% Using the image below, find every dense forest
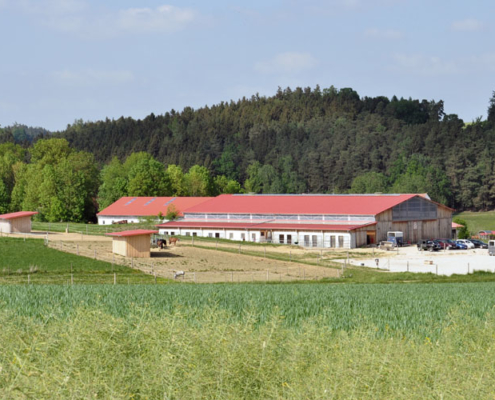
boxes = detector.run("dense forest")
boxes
[1,86,495,222]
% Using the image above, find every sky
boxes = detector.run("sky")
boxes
[0,0,494,131]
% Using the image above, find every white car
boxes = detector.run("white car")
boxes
[456,239,475,249]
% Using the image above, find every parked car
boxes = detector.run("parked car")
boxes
[456,239,475,249]
[469,239,488,249]
[445,239,459,249]
[417,240,441,252]
[455,241,468,250]
[489,240,495,256]
[434,239,455,250]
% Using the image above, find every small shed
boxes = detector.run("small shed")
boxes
[106,229,158,258]
[0,211,38,234]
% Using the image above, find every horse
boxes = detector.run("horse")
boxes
[157,239,166,249]
[174,270,185,279]
[169,237,179,246]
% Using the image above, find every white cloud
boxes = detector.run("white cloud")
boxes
[392,54,459,76]
[12,2,199,37]
[115,5,197,34]
[364,28,403,39]
[52,69,134,86]
[255,52,318,75]
[451,18,484,32]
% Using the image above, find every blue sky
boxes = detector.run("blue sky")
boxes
[0,0,494,131]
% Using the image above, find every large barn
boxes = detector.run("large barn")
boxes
[97,197,213,225]
[157,194,453,249]
[0,211,38,234]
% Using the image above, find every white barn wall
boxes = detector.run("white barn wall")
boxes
[157,227,354,248]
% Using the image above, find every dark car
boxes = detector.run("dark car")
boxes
[417,240,441,252]
[445,239,458,249]
[469,239,488,249]
[434,239,455,250]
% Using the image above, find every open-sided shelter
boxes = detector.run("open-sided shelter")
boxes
[106,229,157,258]
[0,211,38,234]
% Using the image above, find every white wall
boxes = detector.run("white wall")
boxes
[157,227,354,248]
[98,216,166,225]
[0,220,11,233]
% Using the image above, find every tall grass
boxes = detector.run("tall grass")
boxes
[1,304,495,399]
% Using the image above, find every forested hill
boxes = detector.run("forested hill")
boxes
[53,86,495,211]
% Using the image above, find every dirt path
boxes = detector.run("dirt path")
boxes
[19,231,341,282]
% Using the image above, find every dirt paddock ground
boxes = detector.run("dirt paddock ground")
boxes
[5,231,341,283]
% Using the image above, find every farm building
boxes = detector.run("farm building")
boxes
[157,194,453,249]
[106,229,158,258]
[97,197,212,225]
[0,211,38,234]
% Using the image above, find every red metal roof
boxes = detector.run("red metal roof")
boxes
[183,194,421,216]
[157,221,376,232]
[97,197,213,217]
[0,211,38,220]
[106,229,158,238]
[452,222,464,229]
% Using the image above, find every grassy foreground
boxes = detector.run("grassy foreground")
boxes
[1,284,495,398]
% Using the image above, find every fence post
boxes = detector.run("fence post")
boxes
[468,263,470,274]
[192,236,194,246]
[86,225,88,235]
[28,274,30,285]
[239,244,241,254]
[290,250,291,262]
[114,273,116,285]
[132,258,134,269]
[436,264,438,275]
[216,240,218,250]
[71,273,73,285]
[71,262,73,273]
[231,271,234,282]
[266,270,269,281]
[154,273,157,284]
[193,272,196,283]
[94,249,96,260]
[407,261,409,272]
[303,268,306,280]
[60,241,62,250]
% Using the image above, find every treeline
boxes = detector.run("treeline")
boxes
[0,139,241,222]
[1,86,495,220]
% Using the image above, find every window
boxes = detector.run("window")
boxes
[330,236,336,248]
[241,233,246,241]
[251,233,256,242]
[312,235,318,247]
[338,236,344,248]
[208,233,213,238]
[164,231,169,235]
[193,232,197,237]
[185,232,190,236]
[229,233,234,239]
[171,232,175,235]
[287,234,292,244]
[304,235,310,247]
[102,221,105,225]
[215,233,220,238]
[279,234,285,244]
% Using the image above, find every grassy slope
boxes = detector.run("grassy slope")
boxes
[0,238,165,284]
[455,210,495,235]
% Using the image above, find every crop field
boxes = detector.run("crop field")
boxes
[1,283,495,398]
